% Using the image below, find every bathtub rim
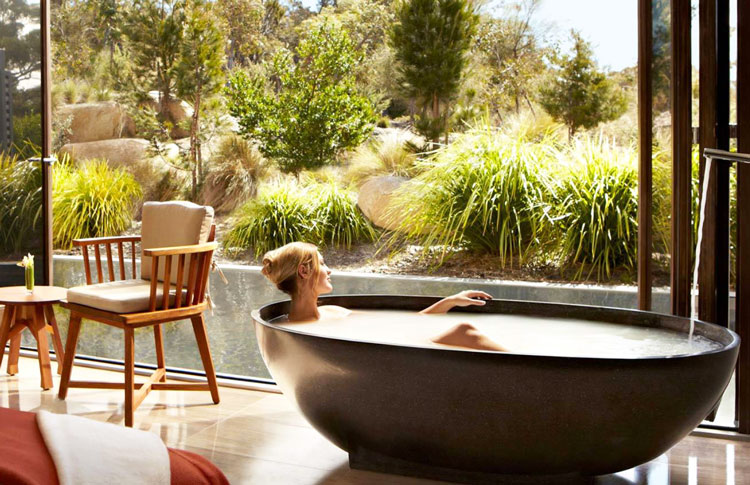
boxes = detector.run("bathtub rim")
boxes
[251,294,740,362]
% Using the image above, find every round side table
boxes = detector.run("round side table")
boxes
[0,286,67,390]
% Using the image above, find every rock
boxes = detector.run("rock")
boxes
[143,91,193,139]
[357,175,409,231]
[57,102,136,143]
[59,138,151,167]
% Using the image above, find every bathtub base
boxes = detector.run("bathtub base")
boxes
[349,448,594,485]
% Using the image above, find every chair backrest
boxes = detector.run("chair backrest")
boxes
[141,201,214,285]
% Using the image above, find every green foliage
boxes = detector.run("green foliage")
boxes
[224,180,375,257]
[554,137,638,279]
[390,0,478,141]
[1,0,41,88]
[202,135,268,214]
[226,21,375,174]
[52,160,143,249]
[12,113,42,152]
[386,128,555,265]
[224,182,311,257]
[122,0,185,121]
[308,180,377,247]
[473,1,547,116]
[0,152,42,255]
[539,31,628,139]
[175,0,228,198]
[345,131,421,185]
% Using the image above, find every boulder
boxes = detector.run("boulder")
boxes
[357,175,409,231]
[59,138,150,167]
[143,91,193,139]
[57,102,136,143]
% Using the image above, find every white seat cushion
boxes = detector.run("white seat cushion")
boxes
[66,279,181,314]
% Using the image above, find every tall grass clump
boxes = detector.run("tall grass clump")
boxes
[555,137,638,279]
[308,181,377,248]
[53,160,143,249]
[345,131,422,186]
[202,135,268,214]
[224,180,376,258]
[385,128,556,265]
[223,182,312,258]
[0,152,42,254]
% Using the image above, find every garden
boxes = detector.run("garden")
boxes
[3,0,729,286]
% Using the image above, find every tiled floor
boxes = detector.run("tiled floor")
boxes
[1,355,748,484]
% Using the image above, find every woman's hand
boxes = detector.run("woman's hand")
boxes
[420,290,493,314]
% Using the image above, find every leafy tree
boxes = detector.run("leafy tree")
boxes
[122,0,184,122]
[175,0,227,199]
[474,0,547,117]
[539,31,628,140]
[0,0,40,88]
[390,0,478,142]
[226,22,375,175]
[51,1,127,83]
[217,0,285,67]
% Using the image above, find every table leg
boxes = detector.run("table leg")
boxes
[0,305,15,372]
[32,306,53,390]
[43,305,65,375]
[7,333,21,375]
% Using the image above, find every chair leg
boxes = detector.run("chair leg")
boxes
[58,314,82,400]
[191,315,220,404]
[153,324,167,382]
[124,326,135,427]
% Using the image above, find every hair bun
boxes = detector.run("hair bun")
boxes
[261,257,275,281]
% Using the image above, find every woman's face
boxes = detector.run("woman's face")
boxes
[315,254,333,294]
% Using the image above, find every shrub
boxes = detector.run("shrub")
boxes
[224,180,376,257]
[53,160,143,249]
[0,152,42,255]
[224,182,315,257]
[308,181,377,248]
[345,131,421,186]
[385,128,556,265]
[555,137,638,279]
[376,116,390,128]
[226,22,375,175]
[202,135,267,214]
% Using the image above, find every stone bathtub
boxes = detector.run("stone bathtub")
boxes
[252,295,739,482]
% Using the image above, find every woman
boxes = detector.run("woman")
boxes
[261,242,507,351]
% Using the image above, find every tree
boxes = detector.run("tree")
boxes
[175,0,227,199]
[0,0,40,88]
[474,0,547,117]
[390,0,478,142]
[217,0,285,67]
[226,22,375,175]
[539,31,627,140]
[122,0,184,122]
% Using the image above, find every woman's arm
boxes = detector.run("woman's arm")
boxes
[419,290,493,314]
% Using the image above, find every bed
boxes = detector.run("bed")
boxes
[0,406,229,485]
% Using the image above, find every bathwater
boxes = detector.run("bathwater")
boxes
[277,309,722,358]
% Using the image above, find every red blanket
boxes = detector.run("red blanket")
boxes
[0,406,228,485]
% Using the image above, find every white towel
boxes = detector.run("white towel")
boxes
[36,410,171,485]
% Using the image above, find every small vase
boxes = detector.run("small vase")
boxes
[25,265,34,294]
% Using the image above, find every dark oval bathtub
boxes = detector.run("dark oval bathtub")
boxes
[252,295,739,481]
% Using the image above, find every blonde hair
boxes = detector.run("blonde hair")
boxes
[261,242,320,295]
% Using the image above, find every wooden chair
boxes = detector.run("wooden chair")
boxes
[58,201,220,427]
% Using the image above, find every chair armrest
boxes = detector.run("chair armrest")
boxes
[73,236,141,246]
[142,242,218,257]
